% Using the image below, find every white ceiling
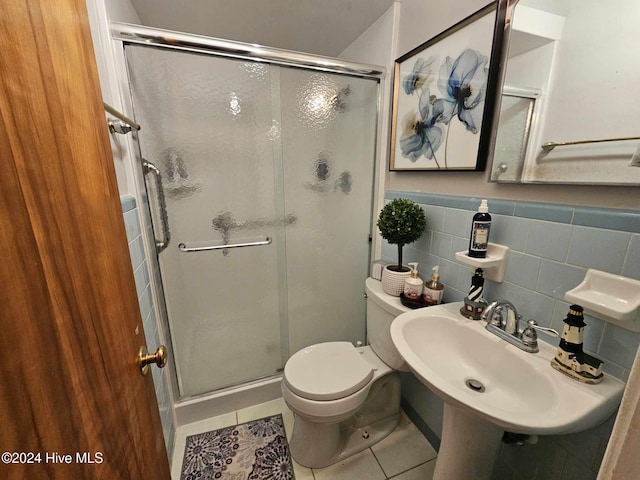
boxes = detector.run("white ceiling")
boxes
[128,0,397,57]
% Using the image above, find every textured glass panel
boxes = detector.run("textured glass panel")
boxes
[126,46,283,397]
[280,69,378,353]
[491,95,535,182]
[126,45,380,399]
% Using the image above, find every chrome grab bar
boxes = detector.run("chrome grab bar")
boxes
[178,237,272,253]
[104,102,141,133]
[142,159,171,253]
[541,135,640,152]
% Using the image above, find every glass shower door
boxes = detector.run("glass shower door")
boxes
[278,69,378,353]
[126,45,286,397]
[125,39,380,400]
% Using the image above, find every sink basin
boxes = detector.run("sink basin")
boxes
[391,302,624,435]
[391,302,626,479]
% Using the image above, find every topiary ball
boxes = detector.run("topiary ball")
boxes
[377,198,426,246]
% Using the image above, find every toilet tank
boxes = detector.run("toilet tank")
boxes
[365,278,410,371]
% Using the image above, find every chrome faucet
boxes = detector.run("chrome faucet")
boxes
[481,300,559,353]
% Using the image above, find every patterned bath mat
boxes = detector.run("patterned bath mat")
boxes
[180,413,295,480]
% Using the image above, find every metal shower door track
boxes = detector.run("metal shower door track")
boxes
[111,22,386,79]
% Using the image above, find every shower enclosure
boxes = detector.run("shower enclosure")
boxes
[116,25,383,398]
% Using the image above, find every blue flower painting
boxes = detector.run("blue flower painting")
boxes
[403,57,438,96]
[397,48,488,168]
[399,88,445,165]
[437,49,488,134]
[390,3,500,171]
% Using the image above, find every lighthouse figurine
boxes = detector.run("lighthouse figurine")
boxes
[551,305,604,384]
[460,268,486,320]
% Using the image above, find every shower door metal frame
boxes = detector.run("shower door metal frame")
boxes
[113,22,386,400]
[112,22,385,79]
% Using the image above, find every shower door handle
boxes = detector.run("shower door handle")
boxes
[178,237,272,252]
[143,159,171,253]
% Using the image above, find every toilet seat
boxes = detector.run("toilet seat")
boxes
[284,342,374,401]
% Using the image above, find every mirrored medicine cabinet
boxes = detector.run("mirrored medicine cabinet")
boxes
[489,0,640,185]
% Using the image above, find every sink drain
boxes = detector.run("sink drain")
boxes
[465,379,485,392]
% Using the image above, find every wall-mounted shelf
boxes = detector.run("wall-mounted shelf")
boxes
[565,269,640,332]
[455,243,510,283]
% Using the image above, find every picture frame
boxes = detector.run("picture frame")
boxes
[389,1,507,171]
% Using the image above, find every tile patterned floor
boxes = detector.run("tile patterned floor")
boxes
[171,398,438,480]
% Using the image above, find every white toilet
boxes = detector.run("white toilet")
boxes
[281,277,411,468]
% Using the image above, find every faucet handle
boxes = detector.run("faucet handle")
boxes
[526,319,559,337]
[521,320,560,350]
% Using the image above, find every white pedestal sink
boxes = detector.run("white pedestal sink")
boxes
[390,303,626,480]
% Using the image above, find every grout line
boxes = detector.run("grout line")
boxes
[620,234,633,276]
[564,223,576,264]
[369,446,388,478]
[387,459,435,479]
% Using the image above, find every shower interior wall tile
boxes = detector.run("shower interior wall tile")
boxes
[123,208,142,241]
[133,263,150,299]
[139,287,154,328]
[382,190,640,480]
[128,235,146,271]
[121,196,175,458]
[144,308,159,349]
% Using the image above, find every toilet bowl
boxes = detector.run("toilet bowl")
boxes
[281,278,411,468]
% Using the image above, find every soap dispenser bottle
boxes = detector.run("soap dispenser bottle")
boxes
[423,266,444,306]
[403,262,423,300]
[468,199,492,258]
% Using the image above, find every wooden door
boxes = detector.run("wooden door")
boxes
[0,1,171,479]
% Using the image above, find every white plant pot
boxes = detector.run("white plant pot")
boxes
[381,265,411,296]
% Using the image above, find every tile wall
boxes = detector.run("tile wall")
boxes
[381,190,640,480]
[121,195,175,455]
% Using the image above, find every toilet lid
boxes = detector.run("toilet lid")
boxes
[284,342,374,401]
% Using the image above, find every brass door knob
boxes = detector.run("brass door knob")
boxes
[138,345,167,376]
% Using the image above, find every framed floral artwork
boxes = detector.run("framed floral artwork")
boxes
[389,1,508,171]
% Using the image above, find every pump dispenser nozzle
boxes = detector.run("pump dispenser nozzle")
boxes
[409,262,419,278]
[431,265,440,281]
[403,262,422,300]
[424,265,444,306]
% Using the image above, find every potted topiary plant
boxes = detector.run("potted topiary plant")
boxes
[377,198,427,296]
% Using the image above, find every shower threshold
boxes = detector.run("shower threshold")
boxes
[174,374,283,427]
